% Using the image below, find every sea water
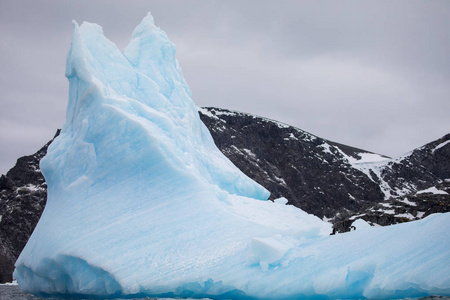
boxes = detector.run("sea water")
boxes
[1,285,449,300]
[0,284,212,300]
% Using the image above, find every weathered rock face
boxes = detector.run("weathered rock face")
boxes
[0,108,449,283]
[0,130,59,283]
[380,134,450,195]
[333,180,450,232]
[198,108,450,228]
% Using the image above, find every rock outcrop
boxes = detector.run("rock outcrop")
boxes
[0,130,59,282]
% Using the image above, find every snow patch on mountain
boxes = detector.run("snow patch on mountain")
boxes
[398,198,417,206]
[417,186,449,195]
[432,140,450,154]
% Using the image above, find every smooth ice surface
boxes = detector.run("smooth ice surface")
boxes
[14,13,450,299]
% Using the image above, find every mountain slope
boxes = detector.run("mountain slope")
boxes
[380,134,450,195]
[199,107,450,222]
[198,107,387,219]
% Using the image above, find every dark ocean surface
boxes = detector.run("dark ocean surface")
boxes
[1,284,449,300]
[0,284,194,300]
[0,284,216,300]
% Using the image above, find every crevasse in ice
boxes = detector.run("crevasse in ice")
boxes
[13,13,450,299]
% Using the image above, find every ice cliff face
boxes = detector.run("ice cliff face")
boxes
[11,14,450,299]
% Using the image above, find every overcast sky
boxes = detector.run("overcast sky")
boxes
[1,0,450,175]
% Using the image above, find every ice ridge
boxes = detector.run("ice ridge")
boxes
[13,13,450,299]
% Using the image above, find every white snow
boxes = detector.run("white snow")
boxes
[16,184,45,193]
[242,148,257,160]
[288,133,297,140]
[351,219,372,231]
[395,213,415,220]
[417,211,426,218]
[259,117,290,129]
[417,186,449,195]
[333,147,396,199]
[398,198,417,206]
[13,13,450,300]
[322,216,332,223]
[334,148,425,201]
[320,143,334,155]
[273,175,287,186]
[432,140,450,154]
[377,209,395,214]
[284,133,299,141]
[197,107,221,121]
[346,152,389,165]
[349,213,366,220]
[0,280,18,286]
[273,197,288,205]
[207,109,238,118]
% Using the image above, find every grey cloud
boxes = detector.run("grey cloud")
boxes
[1,0,450,174]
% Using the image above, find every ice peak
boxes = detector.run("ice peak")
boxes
[130,12,156,37]
[65,19,124,83]
[65,20,90,81]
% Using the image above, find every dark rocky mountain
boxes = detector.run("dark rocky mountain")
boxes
[0,108,449,283]
[0,130,59,283]
[199,107,387,218]
[199,107,449,224]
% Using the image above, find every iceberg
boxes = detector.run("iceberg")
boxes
[13,13,450,299]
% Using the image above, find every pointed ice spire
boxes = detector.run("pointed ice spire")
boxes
[51,12,268,201]
[130,11,156,36]
[65,20,92,82]
[63,19,145,131]
[123,12,189,100]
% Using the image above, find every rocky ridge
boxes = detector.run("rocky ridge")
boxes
[0,108,449,283]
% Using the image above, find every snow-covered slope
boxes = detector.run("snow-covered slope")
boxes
[9,14,450,299]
